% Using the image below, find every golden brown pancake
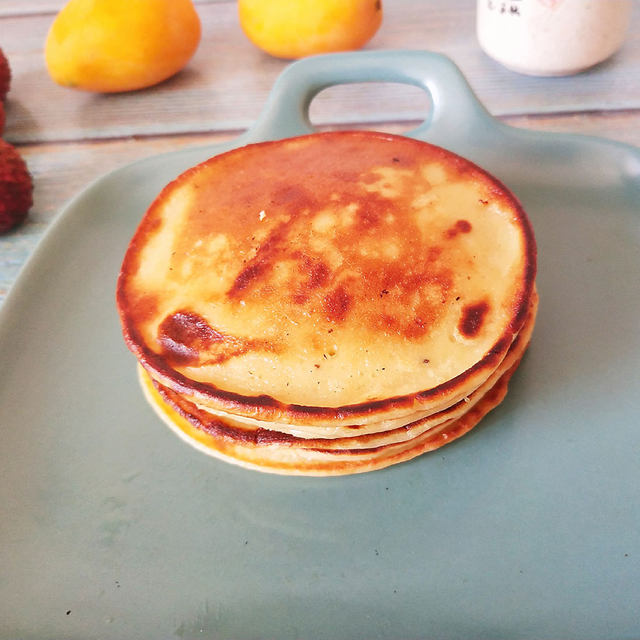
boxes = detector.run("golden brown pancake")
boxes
[117,131,537,434]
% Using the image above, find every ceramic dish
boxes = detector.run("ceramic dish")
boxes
[1,51,639,640]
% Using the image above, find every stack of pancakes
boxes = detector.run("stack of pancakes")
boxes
[117,131,537,476]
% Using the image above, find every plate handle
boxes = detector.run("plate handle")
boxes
[247,50,494,146]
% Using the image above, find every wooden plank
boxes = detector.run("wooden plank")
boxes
[502,109,640,148]
[2,0,639,145]
[0,0,227,18]
[0,0,65,16]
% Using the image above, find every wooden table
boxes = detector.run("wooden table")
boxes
[1,0,639,306]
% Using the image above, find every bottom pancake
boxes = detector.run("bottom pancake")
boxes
[139,359,522,476]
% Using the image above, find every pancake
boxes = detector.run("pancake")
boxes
[117,131,537,433]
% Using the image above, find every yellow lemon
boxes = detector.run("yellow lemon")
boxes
[45,0,201,93]
[238,0,382,59]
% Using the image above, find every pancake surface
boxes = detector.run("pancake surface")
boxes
[117,131,537,473]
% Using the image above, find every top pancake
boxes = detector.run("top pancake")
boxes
[117,131,536,423]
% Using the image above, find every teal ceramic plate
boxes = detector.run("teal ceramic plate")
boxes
[1,51,639,640]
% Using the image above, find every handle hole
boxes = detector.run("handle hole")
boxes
[308,82,433,134]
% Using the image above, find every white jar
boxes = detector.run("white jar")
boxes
[476,0,633,76]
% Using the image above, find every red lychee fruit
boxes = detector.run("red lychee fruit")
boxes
[0,48,10,101]
[0,101,4,134]
[0,140,33,233]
